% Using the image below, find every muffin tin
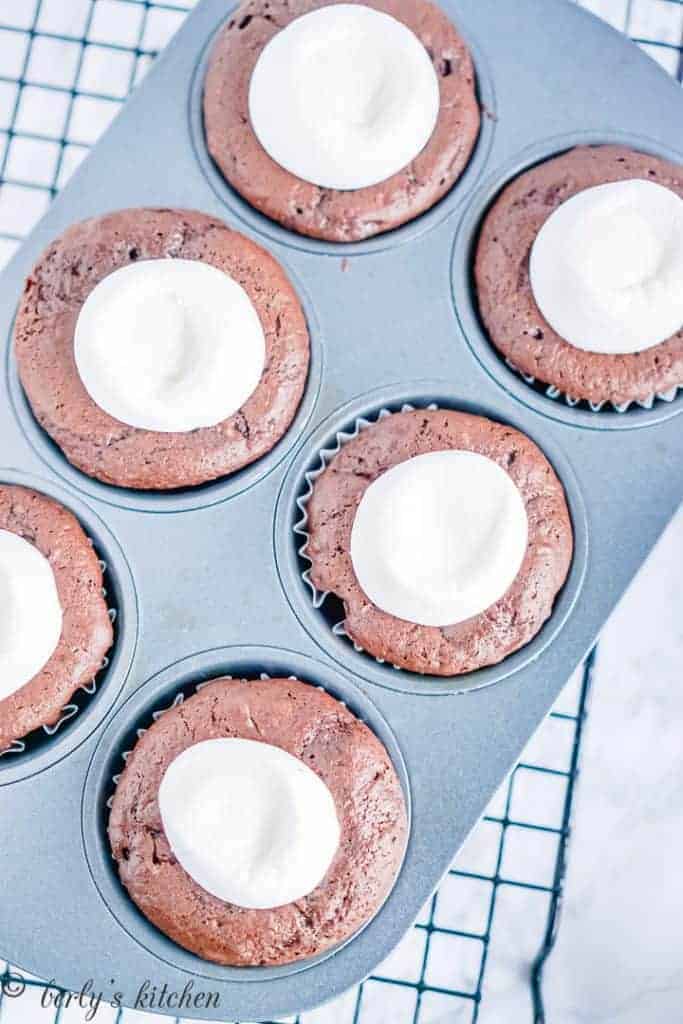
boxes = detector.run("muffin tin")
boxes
[0,0,681,1019]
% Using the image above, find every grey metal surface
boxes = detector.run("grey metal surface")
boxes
[0,0,681,1020]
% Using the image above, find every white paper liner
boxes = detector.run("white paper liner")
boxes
[106,673,343,811]
[0,550,117,758]
[294,401,440,672]
[504,358,681,413]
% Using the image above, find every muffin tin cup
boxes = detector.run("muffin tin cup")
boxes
[274,381,589,697]
[0,469,138,785]
[6,259,324,514]
[451,129,683,430]
[188,6,497,258]
[82,645,410,984]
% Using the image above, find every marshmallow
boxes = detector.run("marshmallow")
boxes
[158,737,340,909]
[248,4,440,190]
[0,529,62,701]
[74,259,266,432]
[350,450,528,627]
[530,179,683,355]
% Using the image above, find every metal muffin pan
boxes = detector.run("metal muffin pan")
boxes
[0,0,681,1019]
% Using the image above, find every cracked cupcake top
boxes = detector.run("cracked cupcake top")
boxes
[14,208,309,489]
[305,409,573,676]
[203,0,480,242]
[108,675,407,966]
[475,145,683,407]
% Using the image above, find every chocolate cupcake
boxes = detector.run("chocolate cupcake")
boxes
[108,676,407,966]
[14,208,310,490]
[204,0,480,242]
[0,484,113,751]
[475,145,683,409]
[303,408,573,676]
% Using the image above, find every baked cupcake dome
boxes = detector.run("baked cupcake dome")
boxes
[0,484,113,750]
[203,0,480,242]
[305,409,573,676]
[14,208,310,490]
[475,145,683,408]
[108,676,407,966]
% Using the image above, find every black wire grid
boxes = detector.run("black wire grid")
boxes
[0,2,680,1022]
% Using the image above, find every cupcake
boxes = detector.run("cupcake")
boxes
[0,484,113,751]
[304,409,573,675]
[108,676,407,966]
[14,208,309,489]
[204,0,480,242]
[475,145,683,409]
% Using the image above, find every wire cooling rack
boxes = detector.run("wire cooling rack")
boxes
[0,2,680,1022]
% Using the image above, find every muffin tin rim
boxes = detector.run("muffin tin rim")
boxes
[0,468,139,786]
[273,379,589,697]
[81,643,411,983]
[451,128,683,432]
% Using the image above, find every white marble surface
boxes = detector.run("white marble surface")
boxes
[543,507,683,1023]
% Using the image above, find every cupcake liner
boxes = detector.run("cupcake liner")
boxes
[107,690,186,808]
[106,673,341,810]
[0,552,117,758]
[504,357,681,413]
[294,402,440,672]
